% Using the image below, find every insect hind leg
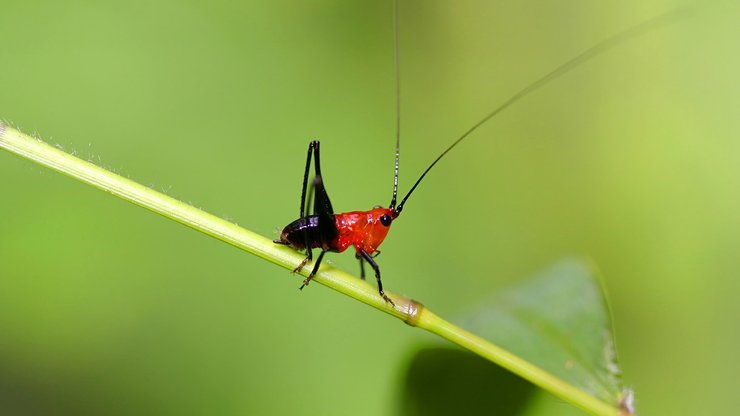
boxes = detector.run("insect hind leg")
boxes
[298,141,318,219]
[299,250,326,290]
[293,247,313,274]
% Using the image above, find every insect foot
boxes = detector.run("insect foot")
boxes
[381,292,396,307]
[299,276,313,290]
[293,256,311,274]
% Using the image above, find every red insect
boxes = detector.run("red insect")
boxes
[274,141,401,304]
[275,2,657,306]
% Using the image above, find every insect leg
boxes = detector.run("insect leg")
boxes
[297,142,319,256]
[310,160,339,253]
[310,142,334,217]
[300,249,326,290]
[307,141,337,250]
[294,170,314,274]
[295,140,330,274]
[299,141,317,219]
[356,253,366,280]
[293,247,312,274]
[358,249,394,306]
[292,141,338,283]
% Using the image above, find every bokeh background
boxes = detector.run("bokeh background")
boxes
[1,0,738,414]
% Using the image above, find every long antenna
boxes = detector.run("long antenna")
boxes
[389,0,401,210]
[393,10,683,215]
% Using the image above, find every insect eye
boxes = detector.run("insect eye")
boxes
[380,214,392,227]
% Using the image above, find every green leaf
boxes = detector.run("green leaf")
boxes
[462,260,625,404]
[403,259,631,415]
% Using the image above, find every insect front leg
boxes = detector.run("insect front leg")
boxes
[356,253,366,280]
[358,249,395,306]
[356,250,381,280]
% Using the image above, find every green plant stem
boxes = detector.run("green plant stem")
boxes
[0,124,622,416]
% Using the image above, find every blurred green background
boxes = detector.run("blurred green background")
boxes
[1,0,738,414]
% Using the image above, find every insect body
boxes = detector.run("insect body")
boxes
[275,2,670,306]
[275,140,398,304]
